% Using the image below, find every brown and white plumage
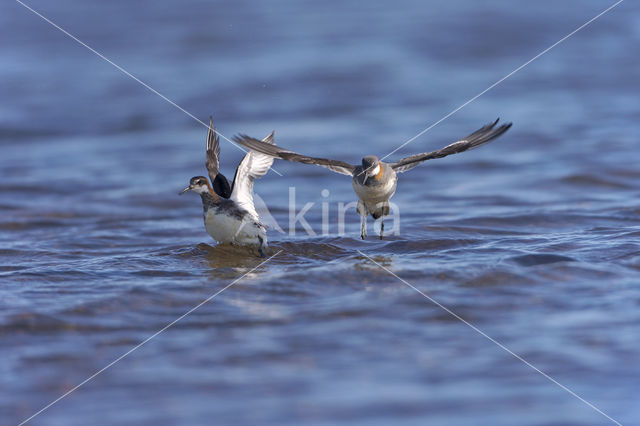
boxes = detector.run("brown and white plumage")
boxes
[233,118,512,239]
[181,118,276,255]
[234,119,511,176]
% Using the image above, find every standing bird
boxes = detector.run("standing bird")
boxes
[233,118,512,239]
[180,117,275,256]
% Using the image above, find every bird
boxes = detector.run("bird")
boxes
[180,117,275,256]
[233,118,512,240]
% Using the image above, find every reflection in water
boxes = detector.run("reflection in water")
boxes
[354,253,393,271]
[200,243,269,269]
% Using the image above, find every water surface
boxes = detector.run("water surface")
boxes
[1,0,639,425]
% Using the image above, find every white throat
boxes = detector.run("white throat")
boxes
[369,164,381,176]
[193,186,210,195]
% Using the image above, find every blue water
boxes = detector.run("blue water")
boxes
[1,0,639,425]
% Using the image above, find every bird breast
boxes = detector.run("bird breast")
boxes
[203,205,265,246]
[352,166,397,204]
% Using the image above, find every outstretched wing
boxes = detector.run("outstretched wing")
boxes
[205,116,232,198]
[230,131,277,220]
[390,118,512,173]
[205,116,221,181]
[232,134,356,176]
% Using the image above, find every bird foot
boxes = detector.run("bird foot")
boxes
[257,237,267,257]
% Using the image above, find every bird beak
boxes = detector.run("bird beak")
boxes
[179,186,191,195]
[362,166,375,185]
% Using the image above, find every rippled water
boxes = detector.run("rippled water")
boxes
[2,0,639,425]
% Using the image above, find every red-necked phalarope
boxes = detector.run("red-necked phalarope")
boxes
[181,117,275,256]
[233,118,511,239]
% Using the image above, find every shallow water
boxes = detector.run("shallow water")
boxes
[1,0,639,425]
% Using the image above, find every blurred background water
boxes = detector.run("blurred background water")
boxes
[1,0,639,425]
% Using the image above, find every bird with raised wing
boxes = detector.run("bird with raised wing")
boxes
[233,118,512,239]
[181,117,275,256]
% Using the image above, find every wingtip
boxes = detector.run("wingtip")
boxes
[499,120,512,130]
[206,116,219,151]
[492,118,514,132]
[495,121,513,137]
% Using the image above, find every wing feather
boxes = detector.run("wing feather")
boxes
[391,118,512,173]
[205,116,220,181]
[230,132,277,220]
[205,116,232,198]
[232,134,356,176]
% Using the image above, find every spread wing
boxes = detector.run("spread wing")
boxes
[205,116,220,181]
[230,131,276,220]
[232,134,356,176]
[205,116,232,198]
[390,118,512,173]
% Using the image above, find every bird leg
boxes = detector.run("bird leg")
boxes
[257,236,266,258]
[360,216,367,239]
[357,200,368,240]
[380,219,384,240]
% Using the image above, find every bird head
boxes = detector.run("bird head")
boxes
[179,176,212,195]
[361,155,381,184]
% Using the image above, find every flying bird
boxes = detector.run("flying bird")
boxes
[181,117,275,256]
[233,118,512,239]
